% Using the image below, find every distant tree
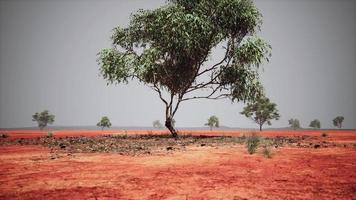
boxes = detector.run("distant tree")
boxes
[32,110,55,130]
[98,0,271,137]
[153,120,163,129]
[97,116,112,130]
[288,118,300,130]
[333,116,344,129]
[309,119,321,129]
[205,115,219,131]
[240,96,280,131]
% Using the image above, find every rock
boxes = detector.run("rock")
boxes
[166,146,173,151]
[59,143,66,149]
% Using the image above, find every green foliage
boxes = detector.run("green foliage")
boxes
[333,116,344,129]
[97,116,112,130]
[240,96,279,131]
[205,115,219,130]
[153,120,163,129]
[309,119,321,129]
[97,0,271,137]
[288,118,300,130]
[246,134,260,154]
[32,110,55,130]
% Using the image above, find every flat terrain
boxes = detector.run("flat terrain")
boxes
[0,130,355,199]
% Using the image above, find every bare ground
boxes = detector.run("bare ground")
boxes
[0,130,355,200]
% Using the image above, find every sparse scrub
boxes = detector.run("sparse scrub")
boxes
[0,133,9,138]
[246,134,260,154]
[260,138,273,158]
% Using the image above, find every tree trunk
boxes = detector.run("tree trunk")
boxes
[210,126,212,131]
[165,118,178,138]
[259,124,262,131]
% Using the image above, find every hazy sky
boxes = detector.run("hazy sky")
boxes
[1,0,355,129]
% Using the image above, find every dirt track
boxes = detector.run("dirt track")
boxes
[1,130,356,199]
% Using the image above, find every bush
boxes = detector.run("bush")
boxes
[262,144,272,158]
[0,133,9,138]
[321,132,328,137]
[246,134,260,154]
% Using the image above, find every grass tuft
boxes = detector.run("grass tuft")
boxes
[246,133,260,154]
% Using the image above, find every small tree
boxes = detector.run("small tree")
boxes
[240,96,280,131]
[309,119,321,129]
[32,110,55,130]
[205,115,219,131]
[98,0,271,137]
[333,116,344,129]
[97,116,112,130]
[288,118,300,130]
[153,120,163,129]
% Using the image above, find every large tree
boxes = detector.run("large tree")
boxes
[309,119,321,129]
[32,110,55,130]
[98,0,271,137]
[333,116,344,129]
[205,115,219,131]
[240,96,279,131]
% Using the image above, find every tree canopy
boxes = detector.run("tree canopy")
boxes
[333,116,344,129]
[240,96,279,131]
[309,119,321,129]
[153,120,164,128]
[205,115,219,131]
[288,118,300,130]
[98,0,271,137]
[97,116,112,130]
[32,110,55,130]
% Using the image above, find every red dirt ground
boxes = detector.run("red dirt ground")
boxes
[1,130,356,199]
[1,129,355,144]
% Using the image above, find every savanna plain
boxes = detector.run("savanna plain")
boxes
[0,130,355,200]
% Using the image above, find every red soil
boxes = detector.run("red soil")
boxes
[1,129,356,143]
[1,130,356,199]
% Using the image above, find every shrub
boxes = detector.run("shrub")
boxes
[262,146,272,158]
[321,132,328,137]
[246,134,260,154]
[0,133,9,138]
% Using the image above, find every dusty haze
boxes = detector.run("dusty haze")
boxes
[1,0,355,129]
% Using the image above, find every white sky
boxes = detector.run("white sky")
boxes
[1,0,355,129]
